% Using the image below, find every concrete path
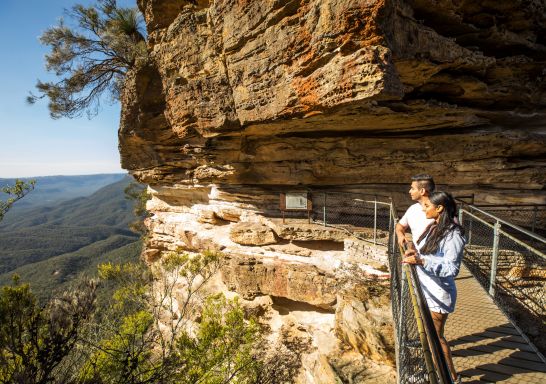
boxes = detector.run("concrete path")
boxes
[445,265,546,383]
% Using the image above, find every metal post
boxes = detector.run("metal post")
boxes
[468,206,473,245]
[323,193,326,226]
[396,266,405,384]
[373,199,378,246]
[489,220,501,297]
[388,202,394,254]
[392,207,397,258]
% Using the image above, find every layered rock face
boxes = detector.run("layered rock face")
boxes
[119,0,546,382]
[121,0,546,202]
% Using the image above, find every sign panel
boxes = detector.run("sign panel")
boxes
[285,192,308,210]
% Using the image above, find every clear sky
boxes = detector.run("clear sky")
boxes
[0,0,135,178]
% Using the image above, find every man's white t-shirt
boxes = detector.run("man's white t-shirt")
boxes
[399,202,435,243]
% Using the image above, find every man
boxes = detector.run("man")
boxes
[396,174,436,248]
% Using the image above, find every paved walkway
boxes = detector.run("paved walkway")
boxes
[445,264,546,383]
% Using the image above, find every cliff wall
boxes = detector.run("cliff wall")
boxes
[120,0,545,203]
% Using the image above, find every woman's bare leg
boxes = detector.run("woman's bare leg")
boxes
[431,311,457,380]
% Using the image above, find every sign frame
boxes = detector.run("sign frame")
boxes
[280,192,312,223]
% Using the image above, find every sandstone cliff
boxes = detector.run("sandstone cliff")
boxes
[120,0,545,203]
[118,1,546,382]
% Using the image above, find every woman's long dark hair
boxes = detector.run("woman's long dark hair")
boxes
[419,191,464,254]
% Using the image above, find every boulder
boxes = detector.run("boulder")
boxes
[221,255,337,309]
[229,222,277,246]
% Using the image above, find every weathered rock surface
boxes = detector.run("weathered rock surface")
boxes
[336,284,394,365]
[141,188,393,381]
[121,0,546,204]
[229,222,277,245]
[222,255,338,308]
[272,220,353,242]
[120,1,546,382]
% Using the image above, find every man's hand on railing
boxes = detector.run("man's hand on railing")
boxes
[402,249,424,265]
[398,236,407,249]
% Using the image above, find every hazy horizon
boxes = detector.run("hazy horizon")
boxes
[0,171,127,179]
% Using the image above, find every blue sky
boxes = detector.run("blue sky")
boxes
[0,0,136,177]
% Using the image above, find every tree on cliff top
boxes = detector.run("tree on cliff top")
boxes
[28,0,147,119]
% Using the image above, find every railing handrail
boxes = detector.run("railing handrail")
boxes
[461,209,546,259]
[308,189,394,200]
[473,204,546,208]
[406,263,453,384]
[353,198,392,207]
[389,200,454,384]
[456,199,546,244]
[288,192,543,383]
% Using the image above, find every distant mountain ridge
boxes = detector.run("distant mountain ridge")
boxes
[0,176,142,301]
[1,175,136,230]
[0,173,126,216]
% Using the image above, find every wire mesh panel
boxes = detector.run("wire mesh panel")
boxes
[459,210,496,289]
[465,205,546,254]
[389,242,431,384]
[310,192,392,246]
[494,231,546,352]
[475,206,546,237]
[387,207,444,384]
[458,202,546,353]
[275,192,455,382]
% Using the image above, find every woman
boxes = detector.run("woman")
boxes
[402,191,465,383]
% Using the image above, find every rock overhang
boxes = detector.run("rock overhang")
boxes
[120,0,545,203]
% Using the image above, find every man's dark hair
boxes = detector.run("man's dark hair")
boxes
[411,174,435,193]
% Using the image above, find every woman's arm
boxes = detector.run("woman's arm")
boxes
[420,230,465,277]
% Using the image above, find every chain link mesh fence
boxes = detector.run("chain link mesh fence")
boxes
[277,191,392,246]
[310,192,392,246]
[277,193,546,380]
[473,205,546,237]
[389,228,433,384]
[458,202,546,354]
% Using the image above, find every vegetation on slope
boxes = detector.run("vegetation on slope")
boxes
[0,176,142,293]
[0,173,288,383]
[0,239,141,303]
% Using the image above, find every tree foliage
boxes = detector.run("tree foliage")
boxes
[28,0,147,119]
[0,277,96,383]
[174,295,261,384]
[1,178,274,382]
[79,250,263,383]
[0,250,271,383]
[0,180,36,222]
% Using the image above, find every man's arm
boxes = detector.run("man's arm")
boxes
[395,222,408,248]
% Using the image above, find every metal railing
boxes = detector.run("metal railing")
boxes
[457,199,546,354]
[279,192,546,378]
[388,203,454,384]
[312,192,393,246]
[454,196,546,235]
[279,191,394,246]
